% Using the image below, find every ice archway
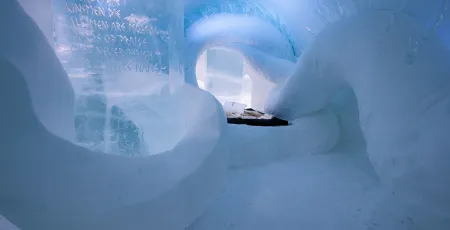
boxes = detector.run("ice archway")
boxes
[184,13,296,87]
[184,2,299,111]
[185,3,340,168]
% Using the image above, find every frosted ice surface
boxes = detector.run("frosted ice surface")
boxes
[52,0,186,155]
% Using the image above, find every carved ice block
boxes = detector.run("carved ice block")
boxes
[51,0,184,154]
[52,0,185,75]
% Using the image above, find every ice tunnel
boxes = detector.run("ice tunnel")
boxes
[1,0,450,230]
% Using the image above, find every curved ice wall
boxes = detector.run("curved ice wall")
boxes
[3,0,450,229]
[1,1,229,229]
[185,0,450,229]
[184,2,298,86]
[184,0,450,138]
[184,0,450,86]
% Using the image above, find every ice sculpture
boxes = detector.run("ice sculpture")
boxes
[52,0,185,154]
[266,11,450,229]
[0,55,229,230]
[0,0,75,141]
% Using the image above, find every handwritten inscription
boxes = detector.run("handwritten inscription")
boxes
[72,34,148,47]
[61,0,169,73]
[69,15,168,36]
[66,3,121,18]
[81,59,167,73]
[94,46,160,59]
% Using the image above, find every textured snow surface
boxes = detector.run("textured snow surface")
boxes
[189,144,383,230]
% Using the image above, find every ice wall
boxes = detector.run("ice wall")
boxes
[266,11,450,229]
[185,0,450,80]
[184,1,450,229]
[185,0,449,51]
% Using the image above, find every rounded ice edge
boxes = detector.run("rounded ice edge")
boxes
[89,84,230,230]
[1,82,230,230]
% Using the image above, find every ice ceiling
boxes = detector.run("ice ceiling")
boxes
[184,0,450,54]
[1,0,450,230]
[183,0,450,87]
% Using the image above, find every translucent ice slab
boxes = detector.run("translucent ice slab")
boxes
[52,0,185,154]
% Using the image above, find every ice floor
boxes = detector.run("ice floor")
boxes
[190,155,379,230]
[0,123,382,230]
[188,125,381,230]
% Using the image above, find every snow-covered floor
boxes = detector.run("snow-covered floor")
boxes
[1,152,381,230]
[1,122,381,230]
[187,124,382,230]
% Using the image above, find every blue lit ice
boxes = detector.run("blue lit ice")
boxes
[1,0,450,229]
